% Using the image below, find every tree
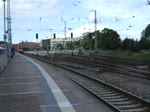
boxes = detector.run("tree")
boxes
[0,41,6,44]
[140,24,150,49]
[80,29,121,50]
[81,32,94,50]
[122,38,130,50]
[56,43,63,50]
[122,38,140,52]
[74,40,81,49]
[100,28,121,50]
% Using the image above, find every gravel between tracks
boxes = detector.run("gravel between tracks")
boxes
[55,60,150,102]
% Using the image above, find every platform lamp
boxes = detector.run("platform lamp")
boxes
[2,0,7,67]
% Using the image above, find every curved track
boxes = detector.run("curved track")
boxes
[55,54,150,80]
[25,53,150,112]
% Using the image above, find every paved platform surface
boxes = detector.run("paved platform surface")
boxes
[0,53,75,112]
[0,53,115,112]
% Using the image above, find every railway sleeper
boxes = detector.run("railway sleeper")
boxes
[117,103,141,108]
[91,87,110,91]
[98,91,116,95]
[102,95,125,99]
[122,107,149,112]
[100,93,119,97]
[96,89,111,92]
[92,89,111,94]
[117,103,149,111]
[106,97,128,102]
[110,100,134,105]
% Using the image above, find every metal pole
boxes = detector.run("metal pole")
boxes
[3,0,6,35]
[3,0,7,66]
[71,33,73,56]
[36,33,38,55]
[7,0,11,59]
[94,10,98,50]
[64,21,66,50]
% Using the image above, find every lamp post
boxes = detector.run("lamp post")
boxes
[48,29,53,38]
[3,0,7,67]
[48,29,53,51]
[62,21,66,50]
[25,29,31,42]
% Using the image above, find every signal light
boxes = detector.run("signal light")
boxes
[53,33,56,39]
[71,33,73,38]
[36,33,38,39]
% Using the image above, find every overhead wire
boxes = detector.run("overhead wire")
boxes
[41,0,150,38]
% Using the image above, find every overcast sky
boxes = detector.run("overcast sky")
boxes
[0,0,150,43]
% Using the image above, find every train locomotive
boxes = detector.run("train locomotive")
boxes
[16,46,24,53]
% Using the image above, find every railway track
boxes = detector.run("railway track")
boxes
[64,69,150,112]
[56,55,150,80]
[59,53,150,67]
[96,55,150,66]
[56,53,150,70]
[25,53,150,112]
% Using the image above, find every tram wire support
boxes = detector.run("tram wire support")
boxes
[2,0,7,67]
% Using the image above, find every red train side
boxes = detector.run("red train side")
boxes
[17,46,24,53]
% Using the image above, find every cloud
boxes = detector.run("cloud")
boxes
[9,0,58,17]
[43,23,107,39]
[1,0,149,43]
[118,29,141,40]
[67,23,107,37]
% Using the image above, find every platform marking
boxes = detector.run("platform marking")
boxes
[0,82,40,86]
[22,54,76,112]
[55,81,62,83]
[0,90,68,96]
[40,103,82,108]
[0,76,42,79]
[52,89,70,93]
[0,91,44,96]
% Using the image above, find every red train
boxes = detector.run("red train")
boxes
[16,46,24,53]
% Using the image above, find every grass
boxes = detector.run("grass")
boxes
[98,51,150,60]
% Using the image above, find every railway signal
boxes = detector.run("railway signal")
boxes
[71,32,73,56]
[53,33,56,39]
[36,33,38,54]
[36,33,38,39]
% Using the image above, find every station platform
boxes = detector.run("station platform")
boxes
[0,53,76,112]
[0,53,115,112]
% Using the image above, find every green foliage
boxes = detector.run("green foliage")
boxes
[140,24,150,49]
[81,32,94,50]
[80,28,121,50]
[122,38,130,50]
[0,41,7,44]
[56,43,63,50]
[140,38,150,49]
[141,24,150,40]
[74,40,81,49]
[100,28,121,50]
[103,51,150,60]
[122,38,140,52]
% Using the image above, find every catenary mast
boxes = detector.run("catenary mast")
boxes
[7,0,12,58]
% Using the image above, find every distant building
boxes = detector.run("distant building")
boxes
[41,37,79,50]
[0,41,39,51]
[41,39,50,50]
[17,42,38,51]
